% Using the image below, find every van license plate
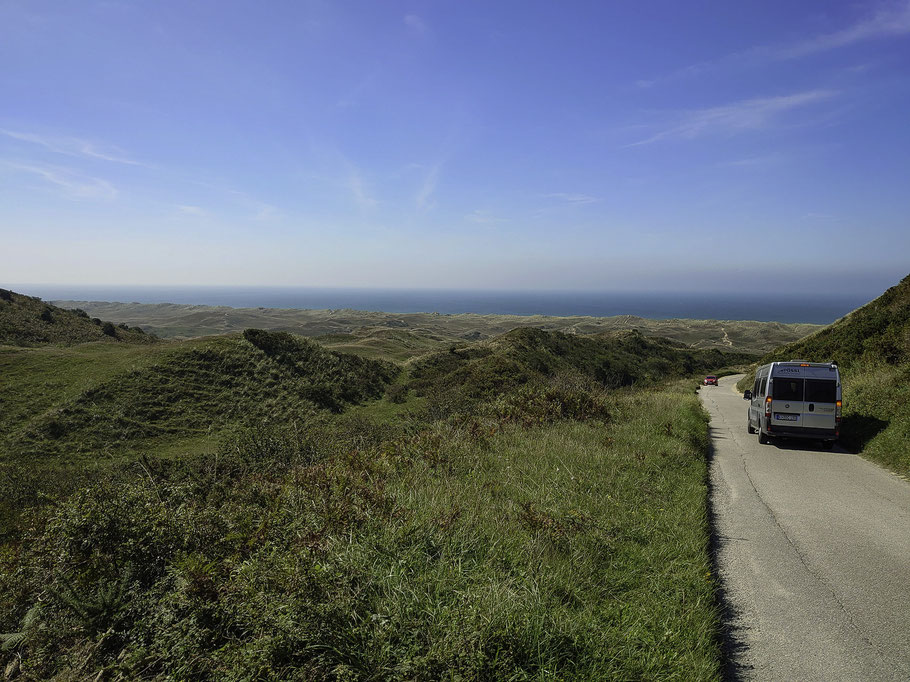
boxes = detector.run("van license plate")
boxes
[775,414,798,421]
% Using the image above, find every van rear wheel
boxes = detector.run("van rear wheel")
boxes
[758,431,768,445]
[747,420,755,434]
[821,441,834,451]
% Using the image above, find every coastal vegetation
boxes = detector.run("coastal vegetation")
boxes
[0,289,155,347]
[50,298,821,355]
[0,290,747,679]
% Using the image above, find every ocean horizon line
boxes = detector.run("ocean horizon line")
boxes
[2,283,871,325]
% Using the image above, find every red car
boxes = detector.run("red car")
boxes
[704,375,718,386]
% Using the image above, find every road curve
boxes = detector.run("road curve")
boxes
[701,375,910,681]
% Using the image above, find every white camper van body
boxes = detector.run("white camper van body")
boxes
[745,361,841,448]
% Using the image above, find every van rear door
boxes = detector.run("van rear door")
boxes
[803,376,838,430]
[771,375,805,428]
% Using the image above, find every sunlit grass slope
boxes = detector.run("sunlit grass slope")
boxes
[1,329,397,463]
[0,377,721,680]
[738,273,910,474]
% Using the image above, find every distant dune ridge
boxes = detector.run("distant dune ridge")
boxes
[50,299,820,354]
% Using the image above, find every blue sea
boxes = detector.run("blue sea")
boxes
[5,284,872,325]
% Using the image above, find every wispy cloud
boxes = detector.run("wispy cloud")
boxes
[348,167,377,209]
[642,2,910,86]
[773,2,910,59]
[336,74,375,109]
[625,89,837,147]
[716,153,786,168]
[1,129,143,165]
[404,14,428,35]
[176,204,208,217]
[466,209,506,224]
[252,204,280,221]
[180,180,282,221]
[543,192,601,205]
[416,164,441,211]
[5,161,117,200]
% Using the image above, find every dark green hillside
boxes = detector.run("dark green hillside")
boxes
[409,327,754,404]
[763,273,910,368]
[0,289,155,346]
[1,329,397,462]
[739,274,910,473]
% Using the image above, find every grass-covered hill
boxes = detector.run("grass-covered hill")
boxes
[759,274,910,368]
[407,327,754,405]
[53,298,820,354]
[0,329,398,463]
[739,273,910,472]
[1,316,738,680]
[0,289,155,346]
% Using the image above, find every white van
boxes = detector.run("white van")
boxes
[743,361,841,450]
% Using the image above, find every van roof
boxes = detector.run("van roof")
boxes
[757,361,840,371]
[761,361,840,379]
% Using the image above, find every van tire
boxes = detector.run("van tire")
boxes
[758,431,768,445]
[821,441,834,451]
[747,420,755,434]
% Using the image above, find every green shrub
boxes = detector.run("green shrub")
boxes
[386,383,409,404]
[483,376,611,427]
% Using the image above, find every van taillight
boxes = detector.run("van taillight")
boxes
[765,396,772,416]
[835,400,842,421]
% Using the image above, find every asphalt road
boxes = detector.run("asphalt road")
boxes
[701,375,910,681]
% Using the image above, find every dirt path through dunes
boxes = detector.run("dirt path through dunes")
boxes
[701,375,910,681]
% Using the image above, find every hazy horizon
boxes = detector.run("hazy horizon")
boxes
[2,276,900,298]
[2,282,878,325]
[2,1,909,290]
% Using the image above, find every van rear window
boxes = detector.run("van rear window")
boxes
[772,378,803,401]
[805,379,837,403]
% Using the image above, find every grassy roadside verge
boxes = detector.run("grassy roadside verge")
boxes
[0,379,721,680]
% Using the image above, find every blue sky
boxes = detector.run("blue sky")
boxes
[2,0,909,295]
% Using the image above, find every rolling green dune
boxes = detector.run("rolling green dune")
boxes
[1,329,397,464]
[0,287,758,680]
[51,298,820,355]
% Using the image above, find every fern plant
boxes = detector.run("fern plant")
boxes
[0,603,42,652]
